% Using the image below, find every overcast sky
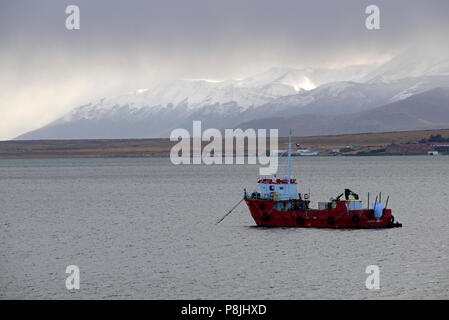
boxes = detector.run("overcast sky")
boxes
[1,0,448,140]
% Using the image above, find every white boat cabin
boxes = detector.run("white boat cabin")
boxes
[257,175,298,201]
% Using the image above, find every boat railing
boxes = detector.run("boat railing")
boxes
[245,190,308,203]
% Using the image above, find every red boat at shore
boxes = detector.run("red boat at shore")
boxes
[243,136,402,229]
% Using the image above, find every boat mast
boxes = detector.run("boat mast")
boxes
[288,129,292,195]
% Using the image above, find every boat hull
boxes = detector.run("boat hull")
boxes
[245,198,401,228]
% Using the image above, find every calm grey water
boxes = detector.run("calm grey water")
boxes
[0,156,448,299]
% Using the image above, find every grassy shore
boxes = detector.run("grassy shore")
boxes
[1,128,449,159]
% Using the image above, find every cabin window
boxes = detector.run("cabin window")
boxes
[269,186,274,191]
[280,187,284,190]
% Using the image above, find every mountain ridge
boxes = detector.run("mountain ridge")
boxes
[235,87,449,136]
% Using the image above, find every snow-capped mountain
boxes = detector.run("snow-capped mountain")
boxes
[253,75,449,117]
[236,87,449,137]
[16,50,449,139]
[61,64,378,123]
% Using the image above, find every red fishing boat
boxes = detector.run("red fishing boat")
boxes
[243,136,402,229]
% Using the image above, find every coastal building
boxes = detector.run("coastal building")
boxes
[430,143,449,153]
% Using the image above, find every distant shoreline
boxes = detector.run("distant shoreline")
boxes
[1,128,449,159]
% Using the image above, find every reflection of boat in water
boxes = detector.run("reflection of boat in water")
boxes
[243,135,402,229]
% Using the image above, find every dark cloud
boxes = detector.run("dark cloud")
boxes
[2,0,448,66]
